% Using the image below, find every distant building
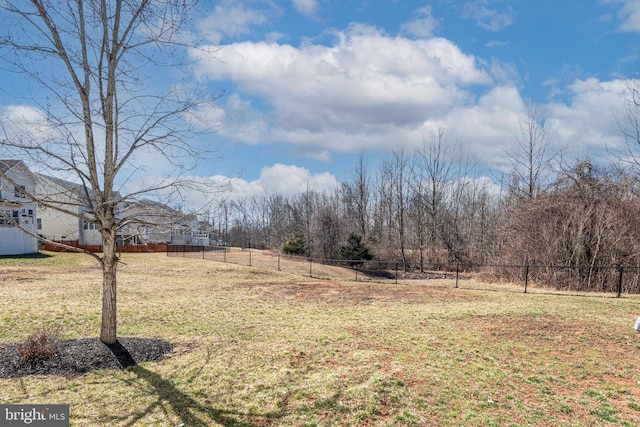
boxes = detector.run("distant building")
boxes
[35,173,121,246]
[118,199,209,245]
[0,160,39,255]
[35,173,208,247]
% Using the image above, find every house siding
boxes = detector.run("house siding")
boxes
[37,203,81,242]
[0,161,38,255]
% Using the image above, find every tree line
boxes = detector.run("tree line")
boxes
[209,125,640,293]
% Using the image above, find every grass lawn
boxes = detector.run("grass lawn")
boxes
[2,252,640,426]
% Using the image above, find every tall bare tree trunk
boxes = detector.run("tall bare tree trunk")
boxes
[100,235,118,344]
[0,1,212,345]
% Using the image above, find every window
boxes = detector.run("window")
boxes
[83,220,97,230]
[0,210,16,227]
[37,218,42,230]
[14,185,26,198]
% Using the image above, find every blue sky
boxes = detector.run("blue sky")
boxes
[3,0,640,204]
[183,0,640,200]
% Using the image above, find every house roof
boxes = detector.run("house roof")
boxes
[122,198,181,214]
[35,173,123,203]
[35,173,85,194]
[120,198,197,223]
[0,159,26,174]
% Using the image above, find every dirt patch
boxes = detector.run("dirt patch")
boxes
[0,269,50,284]
[472,314,629,346]
[244,281,481,304]
[469,314,640,423]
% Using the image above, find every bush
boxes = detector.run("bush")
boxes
[337,233,373,266]
[282,234,305,255]
[17,326,61,363]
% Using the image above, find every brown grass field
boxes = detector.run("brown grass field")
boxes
[2,251,640,426]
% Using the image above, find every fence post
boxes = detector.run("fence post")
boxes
[395,263,398,284]
[524,265,529,294]
[224,247,227,263]
[309,258,312,278]
[455,263,459,288]
[355,267,358,282]
[278,255,281,271]
[617,265,624,298]
[249,249,252,267]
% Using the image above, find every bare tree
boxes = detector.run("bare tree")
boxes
[291,186,317,257]
[0,1,218,344]
[379,148,412,268]
[372,162,393,252]
[413,128,458,264]
[265,193,291,250]
[504,102,561,199]
[616,79,640,175]
[496,160,640,292]
[314,191,343,260]
[341,154,370,240]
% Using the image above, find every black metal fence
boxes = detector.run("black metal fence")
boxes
[166,245,640,297]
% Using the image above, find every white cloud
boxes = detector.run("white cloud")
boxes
[611,0,640,31]
[205,163,339,203]
[215,94,271,145]
[442,84,526,168]
[122,163,339,213]
[187,14,633,179]
[438,79,630,171]
[401,5,439,38]
[0,105,65,164]
[191,23,492,157]
[461,1,516,31]
[546,77,628,153]
[257,163,338,195]
[1,105,52,140]
[292,0,318,17]
[196,1,273,44]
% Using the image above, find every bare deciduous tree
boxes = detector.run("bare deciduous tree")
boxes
[496,160,640,291]
[504,102,562,199]
[342,154,370,240]
[0,0,218,344]
[379,148,412,268]
[314,191,343,260]
[413,127,458,264]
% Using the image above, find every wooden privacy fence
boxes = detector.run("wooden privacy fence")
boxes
[43,241,167,253]
[167,245,640,297]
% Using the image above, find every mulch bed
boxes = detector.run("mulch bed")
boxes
[0,337,173,378]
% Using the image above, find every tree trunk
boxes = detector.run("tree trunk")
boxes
[100,232,118,344]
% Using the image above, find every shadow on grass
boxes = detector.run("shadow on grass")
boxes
[0,252,53,260]
[126,366,255,427]
[102,341,285,426]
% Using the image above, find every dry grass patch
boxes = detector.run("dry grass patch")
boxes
[3,252,640,426]
[242,280,482,305]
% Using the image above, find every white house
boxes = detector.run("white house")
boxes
[118,199,209,245]
[35,175,207,247]
[35,173,116,246]
[0,160,39,256]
